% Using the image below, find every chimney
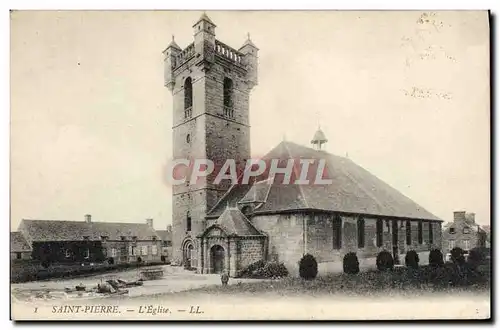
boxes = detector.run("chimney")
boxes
[167,225,172,232]
[465,212,476,224]
[453,211,466,223]
[84,214,91,223]
[146,218,154,227]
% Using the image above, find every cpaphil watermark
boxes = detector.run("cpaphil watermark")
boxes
[165,158,333,186]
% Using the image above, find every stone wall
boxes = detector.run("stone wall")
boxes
[251,211,443,275]
[251,213,306,275]
[237,238,265,270]
[306,215,442,262]
[102,240,162,264]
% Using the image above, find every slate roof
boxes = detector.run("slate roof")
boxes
[10,232,31,252]
[207,141,441,221]
[444,220,484,233]
[201,207,264,237]
[19,219,159,242]
[155,230,172,242]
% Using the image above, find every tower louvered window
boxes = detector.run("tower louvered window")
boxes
[184,77,193,118]
[223,77,234,118]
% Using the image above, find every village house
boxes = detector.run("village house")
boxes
[16,215,162,265]
[442,211,487,254]
[164,13,444,277]
[155,225,173,263]
[10,232,31,260]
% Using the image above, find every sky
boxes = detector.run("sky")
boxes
[10,10,490,230]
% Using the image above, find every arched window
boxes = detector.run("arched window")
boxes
[332,214,342,250]
[418,220,423,244]
[186,211,192,232]
[184,77,193,118]
[357,217,365,248]
[223,77,234,117]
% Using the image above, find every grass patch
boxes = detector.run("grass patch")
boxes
[175,262,491,298]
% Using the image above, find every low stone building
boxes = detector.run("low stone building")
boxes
[156,225,173,263]
[442,211,487,253]
[17,215,162,265]
[10,232,31,260]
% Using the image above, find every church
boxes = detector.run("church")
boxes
[163,13,443,277]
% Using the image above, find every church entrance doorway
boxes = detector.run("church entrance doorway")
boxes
[210,245,225,274]
[183,241,194,269]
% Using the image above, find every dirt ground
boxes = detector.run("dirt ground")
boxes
[10,265,265,304]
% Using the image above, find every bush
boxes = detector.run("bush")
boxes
[405,250,420,269]
[450,247,465,265]
[376,251,394,271]
[237,260,288,279]
[428,249,444,267]
[237,260,266,278]
[467,247,486,268]
[299,254,318,280]
[343,252,360,274]
[262,262,289,278]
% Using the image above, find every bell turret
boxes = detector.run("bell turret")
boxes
[311,127,328,151]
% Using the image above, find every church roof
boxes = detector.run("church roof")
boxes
[202,207,264,237]
[207,141,442,221]
[238,176,272,204]
[19,219,160,242]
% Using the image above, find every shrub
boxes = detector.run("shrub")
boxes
[262,262,289,278]
[376,251,394,271]
[450,247,465,265]
[237,260,288,279]
[428,249,444,267]
[299,254,318,280]
[237,260,266,278]
[467,247,486,268]
[405,250,420,269]
[343,252,360,274]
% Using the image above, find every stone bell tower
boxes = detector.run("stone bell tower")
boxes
[163,12,259,269]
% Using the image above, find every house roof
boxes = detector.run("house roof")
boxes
[207,141,442,221]
[155,230,172,242]
[201,207,264,237]
[10,232,31,252]
[19,219,159,242]
[444,220,484,233]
